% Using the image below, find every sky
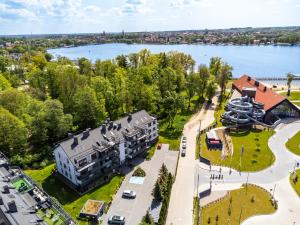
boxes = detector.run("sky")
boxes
[0,0,300,35]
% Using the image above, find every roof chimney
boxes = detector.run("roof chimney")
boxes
[263,86,267,92]
[254,81,259,87]
[247,76,251,81]
[73,137,78,146]
[7,200,17,213]
[127,113,132,122]
[2,185,9,194]
[82,129,90,139]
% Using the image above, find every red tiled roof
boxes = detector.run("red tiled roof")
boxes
[232,75,286,111]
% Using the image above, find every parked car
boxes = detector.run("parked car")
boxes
[182,136,187,143]
[181,145,186,157]
[108,215,125,224]
[122,190,136,199]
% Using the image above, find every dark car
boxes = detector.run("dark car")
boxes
[108,215,125,224]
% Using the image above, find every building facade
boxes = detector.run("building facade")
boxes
[54,110,158,192]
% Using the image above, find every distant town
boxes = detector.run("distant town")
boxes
[1,26,300,55]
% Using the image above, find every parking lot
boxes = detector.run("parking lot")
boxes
[102,144,178,225]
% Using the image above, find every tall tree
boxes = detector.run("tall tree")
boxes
[218,63,233,100]
[205,78,218,102]
[287,73,295,96]
[0,73,11,91]
[0,107,28,156]
[73,87,107,129]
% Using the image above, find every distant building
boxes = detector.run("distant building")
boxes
[230,75,300,125]
[0,152,74,225]
[54,110,158,193]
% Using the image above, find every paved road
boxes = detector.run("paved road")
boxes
[166,95,218,225]
[102,144,178,225]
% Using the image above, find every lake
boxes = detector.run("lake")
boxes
[48,43,300,78]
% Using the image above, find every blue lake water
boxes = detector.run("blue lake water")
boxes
[48,43,300,78]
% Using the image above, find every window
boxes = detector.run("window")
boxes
[148,123,151,127]
[78,158,87,167]
[58,153,60,158]
[91,153,97,161]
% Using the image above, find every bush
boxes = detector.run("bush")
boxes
[133,167,146,177]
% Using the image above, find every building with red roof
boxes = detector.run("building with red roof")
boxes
[232,75,300,124]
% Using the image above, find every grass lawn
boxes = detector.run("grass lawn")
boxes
[280,91,300,101]
[201,184,276,225]
[25,164,124,225]
[193,197,199,225]
[290,169,300,197]
[200,128,275,172]
[293,102,300,107]
[286,131,300,155]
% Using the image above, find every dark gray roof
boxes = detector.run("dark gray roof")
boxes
[57,110,156,163]
[0,164,44,225]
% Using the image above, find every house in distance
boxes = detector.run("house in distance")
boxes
[53,110,158,193]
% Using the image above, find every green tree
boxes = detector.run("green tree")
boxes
[0,73,11,91]
[209,57,222,77]
[152,180,163,201]
[0,107,28,156]
[159,163,169,179]
[73,87,107,129]
[0,89,29,117]
[196,64,210,100]
[218,63,232,100]
[186,72,198,109]
[161,91,184,128]
[205,78,218,101]
[32,53,47,70]
[287,72,295,96]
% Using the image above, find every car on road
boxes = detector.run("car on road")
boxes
[181,144,186,157]
[108,215,125,224]
[122,190,136,199]
[182,136,187,143]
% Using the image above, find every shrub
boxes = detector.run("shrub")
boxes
[133,167,146,177]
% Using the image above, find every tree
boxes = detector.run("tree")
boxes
[205,78,218,101]
[143,210,154,224]
[218,63,232,100]
[0,107,28,156]
[0,89,29,117]
[186,73,197,109]
[287,73,295,96]
[0,73,11,91]
[32,53,47,70]
[40,100,72,142]
[116,55,128,68]
[161,91,185,128]
[44,52,53,62]
[78,57,93,75]
[152,180,163,201]
[73,87,107,129]
[159,163,169,179]
[209,57,222,77]
[196,64,210,100]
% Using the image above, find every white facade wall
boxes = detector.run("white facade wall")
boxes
[54,146,78,185]
[119,142,126,163]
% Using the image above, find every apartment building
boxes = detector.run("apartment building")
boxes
[54,110,158,193]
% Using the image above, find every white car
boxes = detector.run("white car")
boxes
[108,215,125,224]
[122,190,136,199]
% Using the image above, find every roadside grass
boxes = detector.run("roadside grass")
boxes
[293,102,300,107]
[279,91,300,101]
[200,184,276,225]
[193,197,199,225]
[200,128,275,172]
[146,144,157,160]
[195,134,200,159]
[25,164,123,225]
[286,131,300,156]
[290,169,300,197]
